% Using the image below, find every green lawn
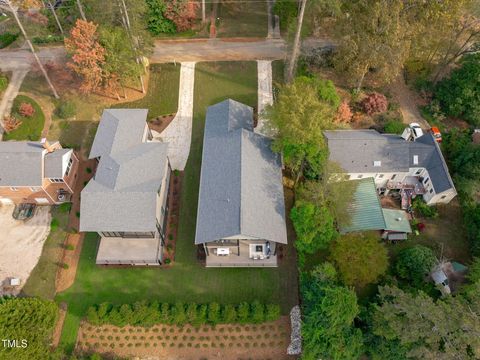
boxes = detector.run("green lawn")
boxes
[3,95,45,141]
[22,205,71,300]
[119,63,180,119]
[56,62,298,353]
[217,1,268,38]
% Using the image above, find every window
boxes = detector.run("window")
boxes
[415,169,422,175]
[357,175,363,179]
[423,177,429,184]
[441,195,447,199]
[378,174,384,178]
[49,178,64,183]
[391,174,397,180]
[101,231,155,238]
[65,158,73,176]
[10,187,18,191]
[429,189,434,194]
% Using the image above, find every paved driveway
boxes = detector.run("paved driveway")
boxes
[0,203,51,295]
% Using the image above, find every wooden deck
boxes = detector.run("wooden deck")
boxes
[206,242,278,267]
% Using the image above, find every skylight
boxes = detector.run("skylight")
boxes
[373,161,381,167]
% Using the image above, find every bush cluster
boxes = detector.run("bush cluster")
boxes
[0,32,19,49]
[18,102,35,117]
[86,301,281,327]
[361,92,388,115]
[412,197,438,219]
[55,100,76,119]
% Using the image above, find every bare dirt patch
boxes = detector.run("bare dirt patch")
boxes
[0,203,51,295]
[77,317,293,360]
[55,233,84,293]
[148,114,176,134]
[52,302,67,348]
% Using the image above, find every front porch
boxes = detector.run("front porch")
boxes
[96,236,163,266]
[205,241,278,267]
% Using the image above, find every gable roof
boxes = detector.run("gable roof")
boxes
[325,129,455,194]
[88,109,148,159]
[339,178,411,234]
[80,109,169,233]
[0,142,45,186]
[195,99,288,245]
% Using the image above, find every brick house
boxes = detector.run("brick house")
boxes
[0,140,79,205]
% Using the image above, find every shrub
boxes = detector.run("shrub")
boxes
[55,100,76,119]
[412,197,438,218]
[164,258,171,264]
[65,244,75,251]
[251,301,265,323]
[172,302,186,325]
[265,304,281,322]
[58,202,72,213]
[50,218,59,231]
[207,302,220,324]
[222,304,237,323]
[0,74,8,92]
[336,100,353,122]
[3,115,22,133]
[316,78,341,109]
[196,304,207,326]
[186,303,197,325]
[18,102,35,117]
[0,32,19,49]
[384,119,405,134]
[361,93,388,115]
[237,303,250,324]
[60,262,69,269]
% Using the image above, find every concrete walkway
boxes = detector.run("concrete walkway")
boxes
[256,60,273,136]
[0,69,29,137]
[153,62,196,170]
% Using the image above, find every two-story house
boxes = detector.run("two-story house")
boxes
[195,99,288,267]
[0,140,79,205]
[324,129,457,206]
[80,109,171,266]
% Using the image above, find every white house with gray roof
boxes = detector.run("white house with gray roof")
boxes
[80,109,171,266]
[324,130,457,206]
[195,99,288,267]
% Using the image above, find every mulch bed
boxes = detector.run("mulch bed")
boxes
[163,171,183,265]
[55,233,84,293]
[51,302,67,348]
[148,114,176,134]
[76,317,294,360]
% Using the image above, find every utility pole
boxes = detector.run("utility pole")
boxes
[286,0,307,83]
[5,0,59,99]
[76,0,86,21]
[46,0,64,35]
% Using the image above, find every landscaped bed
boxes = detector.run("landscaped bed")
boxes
[3,95,45,141]
[77,318,291,359]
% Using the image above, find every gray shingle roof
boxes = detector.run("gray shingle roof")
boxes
[195,99,288,245]
[89,109,148,159]
[325,130,455,193]
[44,148,72,179]
[80,110,169,233]
[0,142,45,186]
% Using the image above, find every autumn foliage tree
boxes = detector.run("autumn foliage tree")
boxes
[164,0,199,32]
[65,20,106,94]
[3,115,22,133]
[361,93,388,115]
[336,100,352,122]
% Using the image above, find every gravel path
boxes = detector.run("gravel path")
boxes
[153,62,196,170]
[0,69,29,137]
[256,60,273,136]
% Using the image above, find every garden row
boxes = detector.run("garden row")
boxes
[86,301,281,327]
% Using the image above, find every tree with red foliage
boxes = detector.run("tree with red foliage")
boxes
[361,92,388,115]
[3,115,22,132]
[65,20,106,94]
[18,102,35,117]
[164,0,199,32]
[336,100,353,122]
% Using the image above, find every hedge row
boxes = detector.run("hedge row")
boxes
[86,301,281,327]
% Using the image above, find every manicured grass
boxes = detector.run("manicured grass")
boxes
[120,64,180,119]
[3,95,45,141]
[22,207,70,300]
[216,1,268,38]
[56,62,298,353]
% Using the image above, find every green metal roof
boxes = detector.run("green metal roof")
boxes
[382,209,412,233]
[339,178,412,234]
[339,178,386,233]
